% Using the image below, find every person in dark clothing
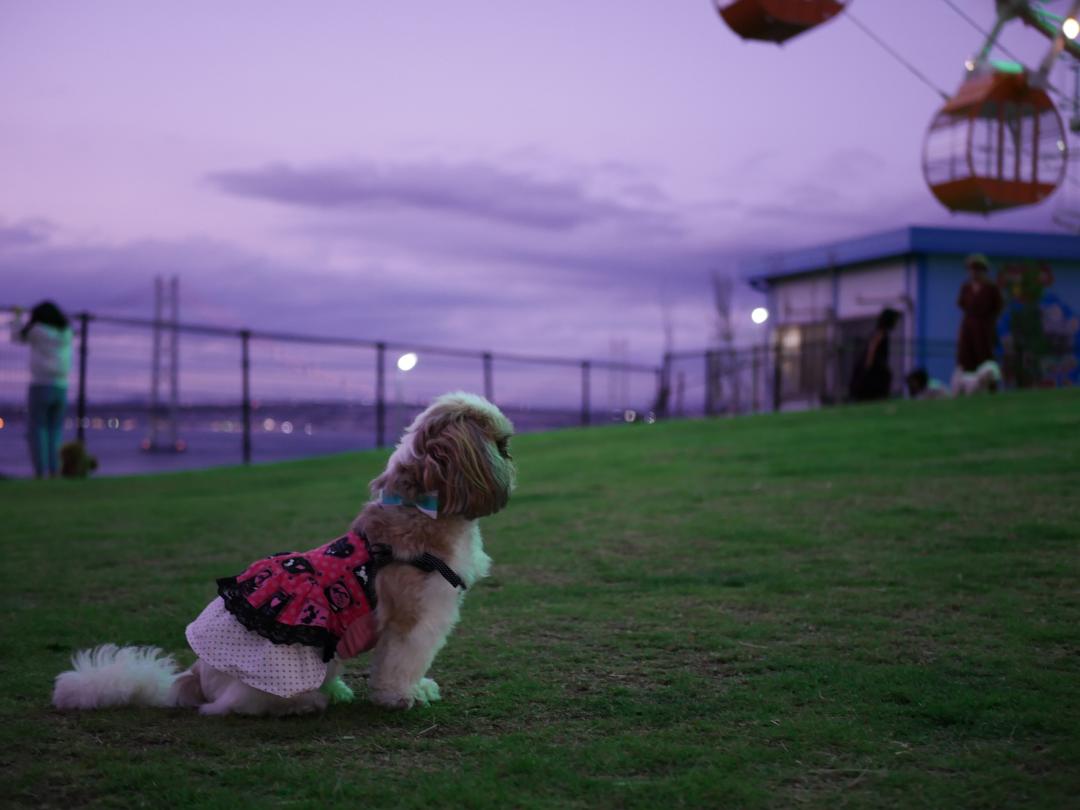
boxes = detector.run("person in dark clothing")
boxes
[849,308,900,402]
[956,253,1003,372]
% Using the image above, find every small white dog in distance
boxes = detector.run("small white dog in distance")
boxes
[53,392,516,716]
[951,360,1003,397]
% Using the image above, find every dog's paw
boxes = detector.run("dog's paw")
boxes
[413,677,441,706]
[370,688,414,710]
[321,676,355,705]
[197,701,233,716]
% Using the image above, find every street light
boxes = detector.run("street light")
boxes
[394,352,417,436]
[1064,17,1079,40]
[750,307,770,412]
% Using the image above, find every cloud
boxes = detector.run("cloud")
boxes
[0,231,695,408]
[0,218,53,250]
[24,147,1059,381]
[208,160,679,235]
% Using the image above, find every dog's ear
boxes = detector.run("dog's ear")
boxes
[418,413,512,519]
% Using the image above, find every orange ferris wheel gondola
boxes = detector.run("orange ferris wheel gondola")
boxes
[714,0,847,44]
[923,69,1068,213]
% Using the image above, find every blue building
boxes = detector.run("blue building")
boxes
[743,226,1080,405]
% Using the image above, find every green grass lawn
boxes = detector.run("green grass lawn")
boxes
[2,390,1078,809]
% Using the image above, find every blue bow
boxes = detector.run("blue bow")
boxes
[379,489,439,519]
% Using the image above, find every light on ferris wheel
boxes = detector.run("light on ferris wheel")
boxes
[1064,17,1079,40]
[751,307,769,325]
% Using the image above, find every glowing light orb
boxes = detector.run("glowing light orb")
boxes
[1064,17,1079,40]
[751,307,769,324]
[397,352,418,372]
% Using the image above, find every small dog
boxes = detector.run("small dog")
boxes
[53,392,515,715]
[951,360,1002,396]
[60,440,98,478]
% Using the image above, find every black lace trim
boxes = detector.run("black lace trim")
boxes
[217,577,339,663]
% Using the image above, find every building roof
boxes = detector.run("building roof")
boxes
[743,226,1080,288]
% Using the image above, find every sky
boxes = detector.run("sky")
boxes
[2,0,1078,368]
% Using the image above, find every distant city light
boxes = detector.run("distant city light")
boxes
[280,420,294,435]
[304,423,314,436]
[751,307,769,324]
[0,417,5,430]
[1064,17,1079,40]
[263,417,276,432]
[397,352,418,372]
[623,409,637,423]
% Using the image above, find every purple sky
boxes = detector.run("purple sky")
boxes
[1,1,1076,365]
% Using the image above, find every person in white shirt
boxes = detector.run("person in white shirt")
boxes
[10,301,73,478]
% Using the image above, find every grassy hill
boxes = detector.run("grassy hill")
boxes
[1,389,1078,808]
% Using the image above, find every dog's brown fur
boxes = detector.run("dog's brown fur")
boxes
[370,395,514,519]
[353,394,515,639]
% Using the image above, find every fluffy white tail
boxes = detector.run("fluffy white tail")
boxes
[53,644,181,710]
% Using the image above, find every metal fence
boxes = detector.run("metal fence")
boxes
[0,309,662,476]
[659,336,1042,417]
[5,306,1067,477]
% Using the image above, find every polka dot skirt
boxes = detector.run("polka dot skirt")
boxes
[186,597,329,698]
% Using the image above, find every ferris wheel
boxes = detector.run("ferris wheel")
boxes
[713,1,1080,227]
[715,0,847,43]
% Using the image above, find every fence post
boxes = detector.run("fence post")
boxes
[76,312,89,443]
[580,361,591,426]
[240,329,252,465]
[832,337,843,404]
[730,349,738,414]
[752,345,760,414]
[482,352,494,403]
[772,340,782,413]
[657,353,672,418]
[375,342,387,448]
[704,350,715,415]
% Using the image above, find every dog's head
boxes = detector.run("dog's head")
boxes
[373,392,516,520]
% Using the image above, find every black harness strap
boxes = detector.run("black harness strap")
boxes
[368,542,466,591]
[409,552,467,590]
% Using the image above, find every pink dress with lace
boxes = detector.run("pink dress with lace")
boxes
[185,532,383,697]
